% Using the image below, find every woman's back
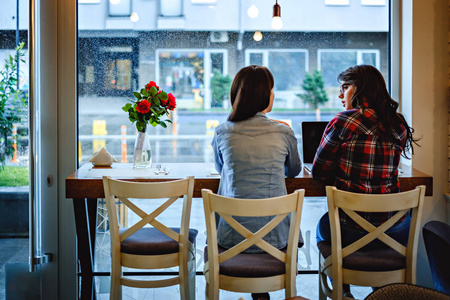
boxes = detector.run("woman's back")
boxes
[212,112,301,252]
[213,112,300,199]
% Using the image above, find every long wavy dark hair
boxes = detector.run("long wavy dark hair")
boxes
[338,65,419,158]
[228,65,274,122]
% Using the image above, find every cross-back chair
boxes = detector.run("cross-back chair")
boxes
[201,189,305,300]
[102,176,197,300]
[318,185,426,300]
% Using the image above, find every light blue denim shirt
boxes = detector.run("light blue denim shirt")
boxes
[211,112,301,252]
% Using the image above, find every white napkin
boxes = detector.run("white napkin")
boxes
[89,147,118,167]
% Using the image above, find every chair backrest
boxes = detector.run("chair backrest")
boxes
[202,189,305,270]
[423,220,450,294]
[102,176,195,257]
[326,185,426,282]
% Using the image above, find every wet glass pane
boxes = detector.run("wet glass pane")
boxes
[249,52,263,65]
[320,51,358,86]
[77,1,389,297]
[0,0,30,297]
[269,51,306,91]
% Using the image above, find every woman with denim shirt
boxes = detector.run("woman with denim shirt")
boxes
[211,65,301,300]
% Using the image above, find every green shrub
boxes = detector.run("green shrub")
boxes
[297,69,329,109]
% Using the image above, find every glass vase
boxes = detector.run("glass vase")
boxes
[133,128,152,168]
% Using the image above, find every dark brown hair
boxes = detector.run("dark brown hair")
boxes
[228,65,274,122]
[338,65,419,158]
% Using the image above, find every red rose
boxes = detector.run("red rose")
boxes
[136,99,151,114]
[167,93,176,110]
[145,81,159,91]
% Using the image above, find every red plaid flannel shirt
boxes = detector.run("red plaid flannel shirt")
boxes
[312,108,408,226]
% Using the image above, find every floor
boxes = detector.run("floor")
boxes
[0,197,373,299]
[0,238,29,300]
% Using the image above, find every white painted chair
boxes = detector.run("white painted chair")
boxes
[318,185,426,300]
[201,189,305,300]
[102,176,197,300]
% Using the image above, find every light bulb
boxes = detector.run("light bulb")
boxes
[109,0,120,5]
[271,17,283,30]
[130,12,139,22]
[253,31,263,42]
[247,5,259,19]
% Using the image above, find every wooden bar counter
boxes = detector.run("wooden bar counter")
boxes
[66,162,432,300]
[66,162,432,199]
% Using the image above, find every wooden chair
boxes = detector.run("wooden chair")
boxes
[318,185,426,300]
[102,176,197,300]
[201,189,305,300]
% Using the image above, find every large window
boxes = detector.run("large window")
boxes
[77,1,389,298]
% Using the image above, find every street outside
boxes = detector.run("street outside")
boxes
[78,96,339,165]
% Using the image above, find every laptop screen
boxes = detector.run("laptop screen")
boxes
[301,121,329,164]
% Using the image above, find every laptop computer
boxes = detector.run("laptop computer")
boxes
[301,121,329,173]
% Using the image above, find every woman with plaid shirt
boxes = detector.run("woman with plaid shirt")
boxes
[313,65,419,297]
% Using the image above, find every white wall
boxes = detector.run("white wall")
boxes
[75,0,388,32]
[403,0,449,287]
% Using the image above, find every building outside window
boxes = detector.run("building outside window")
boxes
[78,0,390,298]
[1,1,389,295]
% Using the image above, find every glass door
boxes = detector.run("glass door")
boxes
[0,0,31,297]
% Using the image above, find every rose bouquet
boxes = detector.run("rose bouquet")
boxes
[122,81,176,132]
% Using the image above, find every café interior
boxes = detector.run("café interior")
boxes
[6,0,449,299]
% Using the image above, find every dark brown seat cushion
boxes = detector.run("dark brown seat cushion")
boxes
[204,246,296,278]
[120,227,198,255]
[317,241,406,271]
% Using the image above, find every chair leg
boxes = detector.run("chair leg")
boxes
[179,261,190,299]
[205,279,219,300]
[318,272,327,300]
[285,266,297,298]
[180,244,196,300]
[188,250,196,300]
[110,265,122,300]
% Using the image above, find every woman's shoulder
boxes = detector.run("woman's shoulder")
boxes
[335,109,362,120]
[326,109,360,127]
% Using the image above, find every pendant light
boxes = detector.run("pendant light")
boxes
[271,0,283,30]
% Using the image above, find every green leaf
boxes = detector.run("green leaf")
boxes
[158,91,168,101]
[159,121,167,128]
[165,119,173,124]
[122,103,132,112]
[150,86,157,96]
[133,92,141,99]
